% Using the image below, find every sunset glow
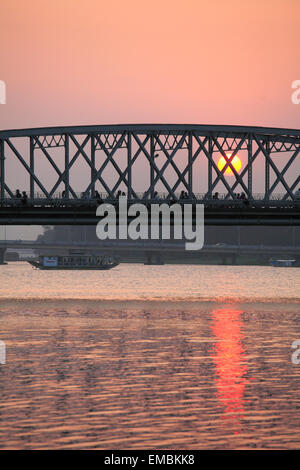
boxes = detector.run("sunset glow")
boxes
[210,308,248,432]
[218,153,242,175]
[0,0,299,451]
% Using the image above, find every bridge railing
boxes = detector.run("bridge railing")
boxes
[0,190,297,200]
[1,192,300,209]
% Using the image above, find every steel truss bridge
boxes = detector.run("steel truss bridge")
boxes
[0,124,300,225]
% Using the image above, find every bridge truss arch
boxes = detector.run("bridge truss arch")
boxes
[1,124,300,202]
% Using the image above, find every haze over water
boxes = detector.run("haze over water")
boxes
[0,262,299,449]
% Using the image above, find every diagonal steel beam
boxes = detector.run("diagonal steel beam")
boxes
[147,132,189,197]
[70,134,128,197]
[282,174,300,200]
[193,134,237,199]
[47,135,90,199]
[170,134,208,196]
[132,133,177,199]
[0,139,4,199]
[34,136,77,198]
[253,135,295,200]
[266,145,300,199]
[230,143,261,196]
[84,133,127,196]
[93,132,129,195]
[5,138,50,198]
[154,132,191,193]
[212,135,249,196]
[111,134,144,198]
[4,183,14,198]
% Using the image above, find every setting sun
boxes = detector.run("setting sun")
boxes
[218,152,242,175]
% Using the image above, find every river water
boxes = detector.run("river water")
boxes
[0,262,299,449]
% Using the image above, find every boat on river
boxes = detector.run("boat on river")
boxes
[28,254,119,270]
[270,258,300,267]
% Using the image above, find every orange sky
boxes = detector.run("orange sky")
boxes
[0,0,299,130]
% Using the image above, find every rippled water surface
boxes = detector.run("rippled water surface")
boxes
[0,263,299,449]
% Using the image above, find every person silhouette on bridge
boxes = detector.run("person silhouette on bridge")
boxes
[81,191,89,200]
[295,188,300,200]
[21,191,28,205]
[94,190,102,204]
[15,189,21,198]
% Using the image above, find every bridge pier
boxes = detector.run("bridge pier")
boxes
[220,253,237,265]
[220,254,227,265]
[0,248,6,265]
[144,251,164,265]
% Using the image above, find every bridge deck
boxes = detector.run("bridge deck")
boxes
[0,198,300,225]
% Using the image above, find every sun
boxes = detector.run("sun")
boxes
[218,152,242,175]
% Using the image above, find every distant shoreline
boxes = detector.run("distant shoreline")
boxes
[1,296,300,313]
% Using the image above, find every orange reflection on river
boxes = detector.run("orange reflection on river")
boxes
[210,307,248,433]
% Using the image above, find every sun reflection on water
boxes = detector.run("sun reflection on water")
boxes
[210,307,248,433]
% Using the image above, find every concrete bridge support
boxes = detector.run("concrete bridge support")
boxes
[0,248,6,264]
[144,251,164,265]
[220,253,237,265]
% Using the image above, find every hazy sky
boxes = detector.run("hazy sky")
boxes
[0,0,299,130]
[0,0,299,239]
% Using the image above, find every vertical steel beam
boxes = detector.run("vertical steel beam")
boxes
[65,134,70,198]
[30,137,34,199]
[0,139,4,199]
[248,134,252,199]
[0,248,6,264]
[208,136,213,197]
[150,134,155,198]
[127,132,132,200]
[265,139,270,200]
[188,132,193,198]
[90,134,95,197]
